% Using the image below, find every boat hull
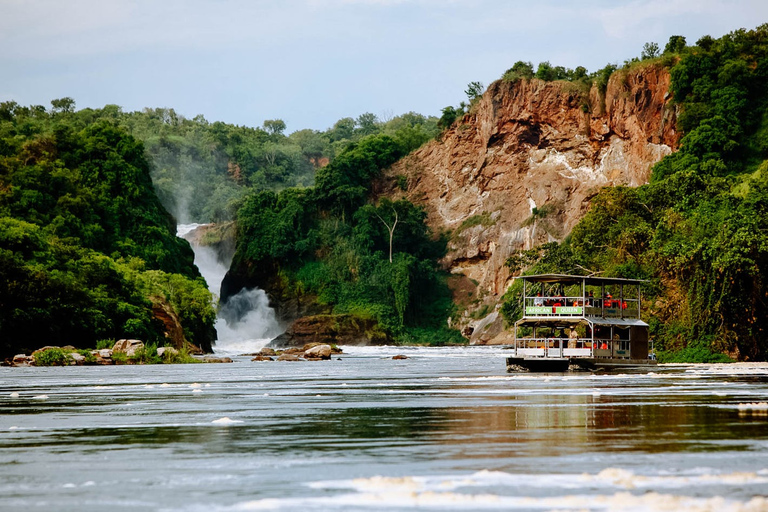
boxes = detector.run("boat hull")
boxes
[570,358,657,370]
[506,357,570,372]
[506,356,657,372]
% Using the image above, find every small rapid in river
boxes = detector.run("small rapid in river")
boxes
[177,224,282,354]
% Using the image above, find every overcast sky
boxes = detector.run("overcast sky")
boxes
[1,0,766,132]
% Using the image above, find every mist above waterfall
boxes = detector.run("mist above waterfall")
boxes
[177,223,282,355]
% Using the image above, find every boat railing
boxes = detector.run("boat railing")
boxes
[523,297,640,319]
[515,338,592,358]
[515,338,631,359]
[591,339,631,359]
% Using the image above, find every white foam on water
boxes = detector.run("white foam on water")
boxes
[211,417,243,425]
[309,468,768,494]
[737,402,768,410]
[220,491,768,511]
[215,469,768,511]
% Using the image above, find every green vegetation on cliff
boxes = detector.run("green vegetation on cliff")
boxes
[232,134,463,345]
[0,104,216,356]
[502,25,768,361]
[100,108,438,223]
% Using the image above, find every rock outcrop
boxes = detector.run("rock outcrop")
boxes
[268,314,389,348]
[383,63,679,343]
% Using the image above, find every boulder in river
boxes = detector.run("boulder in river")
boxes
[251,355,274,361]
[199,355,233,363]
[8,354,33,367]
[92,350,113,365]
[70,353,86,365]
[112,339,145,357]
[277,354,301,362]
[304,344,332,360]
[392,355,409,360]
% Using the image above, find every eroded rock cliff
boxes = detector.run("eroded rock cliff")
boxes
[382,63,680,343]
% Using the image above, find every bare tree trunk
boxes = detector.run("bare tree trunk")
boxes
[375,209,398,263]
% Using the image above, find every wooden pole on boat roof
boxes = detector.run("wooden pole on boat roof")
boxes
[601,284,605,318]
[620,284,624,319]
[523,277,526,305]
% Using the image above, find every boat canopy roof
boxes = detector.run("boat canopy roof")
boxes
[516,317,649,328]
[590,317,649,327]
[519,273,647,286]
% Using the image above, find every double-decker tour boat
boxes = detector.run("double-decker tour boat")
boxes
[506,274,657,372]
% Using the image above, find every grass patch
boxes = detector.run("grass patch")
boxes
[96,339,115,350]
[470,303,492,320]
[76,349,97,364]
[455,212,495,235]
[111,351,128,364]
[162,347,201,364]
[129,343,162,364]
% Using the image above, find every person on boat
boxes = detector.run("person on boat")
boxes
[600,341,608,350]
[605,293,613,308]
[568,327,579,349]
[534,293,544,306]
[586,291,594,306]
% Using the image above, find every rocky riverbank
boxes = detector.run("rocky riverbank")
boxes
[2,339,231,367]
[247,343,343,361]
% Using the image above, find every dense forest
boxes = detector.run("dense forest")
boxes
[0,104,216,356]
[501,25,768,362]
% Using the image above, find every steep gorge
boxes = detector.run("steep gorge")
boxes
[381,63,680,344]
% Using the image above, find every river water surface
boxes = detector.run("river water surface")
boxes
[2,347,768,511]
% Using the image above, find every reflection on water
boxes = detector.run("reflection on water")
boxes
[1,347,767,511]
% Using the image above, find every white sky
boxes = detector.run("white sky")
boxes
[1,0,766,132]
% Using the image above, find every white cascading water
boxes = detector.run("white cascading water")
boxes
[177,224,283,355]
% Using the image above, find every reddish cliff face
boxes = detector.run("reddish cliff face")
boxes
[384,63,680,343]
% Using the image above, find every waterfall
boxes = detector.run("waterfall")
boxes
[177,223,282,355]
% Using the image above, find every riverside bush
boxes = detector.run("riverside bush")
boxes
[34,348,70,366]
[162,347,200,364]
[129,343,162,364]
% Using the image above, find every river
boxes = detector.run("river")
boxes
[2,348,767,511]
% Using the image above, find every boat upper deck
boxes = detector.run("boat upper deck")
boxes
[518,274,645,324]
